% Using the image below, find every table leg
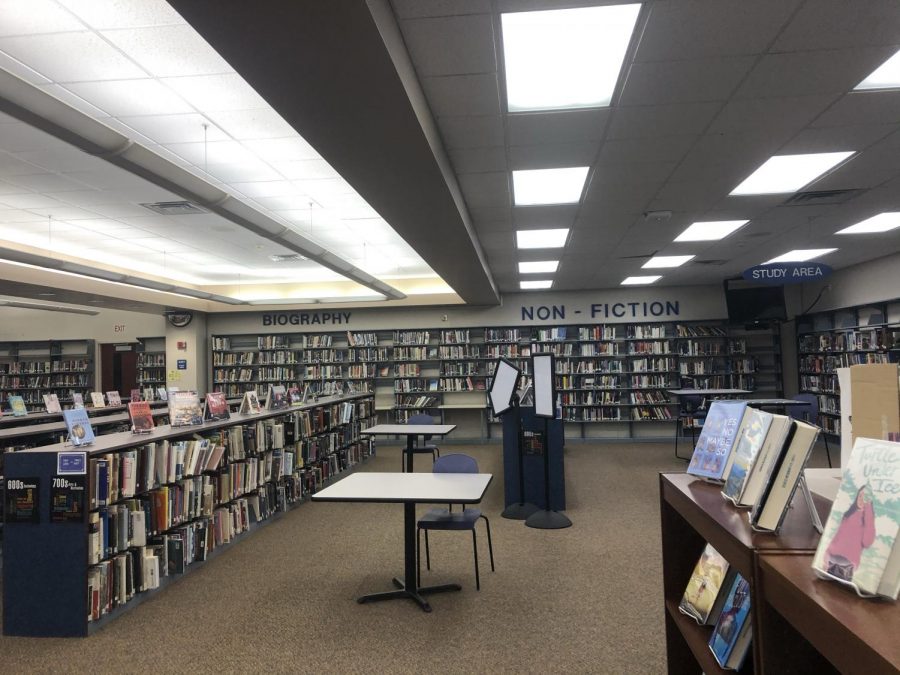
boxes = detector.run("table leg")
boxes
[357,502,461,612]
[405,434,414,473]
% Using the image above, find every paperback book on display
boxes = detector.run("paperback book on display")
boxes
[72,392,84,409]
[204,392,230,422]
[239,390,261,415]
[265,384,288,411]
[106,391,122,406]
[687,401,749,482]
[168,391,203,427]
[130,388,142,403]
[128,401,155,433]
[734,414,793,508]
[288,386,301,405]
[678,543,734,625]
[157,387,168,402]
[63,408,95,447]
[43,393,62,414]
[812,437,900,600]
[721,408,774,505]
[8,395,27,417]
[90,392,106,408]
[708,573,752,670]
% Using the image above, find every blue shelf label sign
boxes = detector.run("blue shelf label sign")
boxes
[742,263,832,285]
[57,451,87,475]
[177,359,187,370]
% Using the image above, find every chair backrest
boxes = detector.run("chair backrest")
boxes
[407,413,434,425]
[680,395,703,413]
[789,393,819,424]
[433,453,478,474]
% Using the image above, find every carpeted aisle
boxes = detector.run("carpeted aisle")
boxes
[0,440,832,673]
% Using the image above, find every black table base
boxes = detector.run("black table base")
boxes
[357,578,460,612]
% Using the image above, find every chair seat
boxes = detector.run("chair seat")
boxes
[418,508,481,530]
[407,444,439,453]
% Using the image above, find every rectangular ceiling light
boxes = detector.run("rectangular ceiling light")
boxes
[621,275,661,285]
[642,255,694,269]
[730,152,854,195]
[855,48,900,90]
[520,280,553,289]
[501,4,642,111]
[674,220,748,242]
[513,167,589,206]
[518,260,559,274]
[764,249,836,264]
[835,212,900,234]
[516,228,570,249]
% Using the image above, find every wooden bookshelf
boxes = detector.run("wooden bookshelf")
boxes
[136,337,166,391]
[0,339,95,411]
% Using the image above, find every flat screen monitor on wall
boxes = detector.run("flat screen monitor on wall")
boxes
[724,280,787,325]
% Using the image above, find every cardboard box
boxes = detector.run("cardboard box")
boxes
[849,363,900,453]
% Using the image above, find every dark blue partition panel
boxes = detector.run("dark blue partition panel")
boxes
[3,451,88,637]
[502,406,565,510]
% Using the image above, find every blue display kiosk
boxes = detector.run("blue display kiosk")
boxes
[501,405,565,511]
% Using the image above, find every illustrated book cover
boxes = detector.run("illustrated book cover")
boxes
[687,400,749,482]
[708,573,752,670]
[722,408,774,505]
[128,401,155,433]
[63,408,95,447]
[204,392,230,421]
[678,543,734,625]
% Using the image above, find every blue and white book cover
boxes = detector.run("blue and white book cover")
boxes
[709,573,751,667]
[688,401,748,481]
[63,408,95,447]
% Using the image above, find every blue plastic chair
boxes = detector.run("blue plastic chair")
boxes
[788,393,833,468]
[403,413,441,471]
[416,454,495,590]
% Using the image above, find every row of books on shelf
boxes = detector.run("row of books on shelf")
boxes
[561,406,673,421]
[0,375,91,388]
[560,392,670,405]
[800,351,891,373]
[0,360,90,374]
[799,328,891,353]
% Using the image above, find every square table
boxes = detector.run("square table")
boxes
[312,471,492,612]
[361,423,456,472]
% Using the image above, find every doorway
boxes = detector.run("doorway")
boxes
[100,343,139,397]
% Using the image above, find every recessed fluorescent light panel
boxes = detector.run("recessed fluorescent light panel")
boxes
[516,229,569,249]
[764,249,837,264]
[674,221,748,242]
[835,212,900,235]
[642,255,694,269]
[513,167,589,206]
[501,4,642,111]
[520,280,553,290]
[518,260,559,274]
[730,152,854,195]
[855,48,900,90]
[621,276,661,285]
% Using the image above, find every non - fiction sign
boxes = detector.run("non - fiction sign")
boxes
[742,263,833,285]
[50,475,86,524]
[4,477,40,524]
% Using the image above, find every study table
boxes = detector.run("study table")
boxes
[360,423,456,472]
[312,471,492,612]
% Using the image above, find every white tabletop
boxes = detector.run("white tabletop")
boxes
[361,424,456,436]
[667,389,751,396]
[311,472,492,504]
[744,398,808,406]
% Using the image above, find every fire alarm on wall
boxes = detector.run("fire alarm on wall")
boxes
[177,341,187,350]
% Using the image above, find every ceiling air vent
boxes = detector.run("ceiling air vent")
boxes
[140,201,208,215]
[269,253,308,262]
[781,189,866,206]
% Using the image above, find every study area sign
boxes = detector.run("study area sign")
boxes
[742,263,832,285]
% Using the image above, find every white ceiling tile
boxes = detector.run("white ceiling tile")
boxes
[0,0,84,36]
[0,179,25,194]
[57,0,183,29]
[392,0,491,19]
[597,136,697,165]
[230,180,298,199]
[772,0,900,52]
[635,0,799,62]
[270,159,338,181]
[448,146,507,173]
[812,143,900,190]
[163,140,257,166]
[36,83,112,118]
[0,32,146,82]
[161,73,269,112]
[0,208,50,223]
[81,203,155,219]
[734,47,900,99]
[26,205,100,220]
[4,173,90,193]
[708,94,839,136]
[506,109,609,145]
[116,113,229,144]
[813,90,900,128]
[784,121,900,157]
[507,141,599,170]
[421,73,501,116]
[606,101,722,140]
[0,123,77,153]
[620,56,756,105]
[61,169,154,191]
[437,115,504,149]
[468,206,512,227]
[13,149,105,173]
[458,171,510,208]
[39,190,117,207]
[0,50,51,85]
[0,154,47,176]
[256,195,318,211]
[204,160,282,183]
[243,138,319,161]
[204,109,298,139]
[101,25,232,78]
[65,79,194,116]
[401,15,496,77]
[512,205,578,228]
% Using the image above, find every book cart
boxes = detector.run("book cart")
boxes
[2,392,375,637]
[657,473,895,674]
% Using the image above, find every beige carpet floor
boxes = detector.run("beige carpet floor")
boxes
[0,440,834,674]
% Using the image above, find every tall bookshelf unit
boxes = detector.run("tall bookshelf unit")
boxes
[136,337,166,392]
[2,392,375,637]
[392,330,439,423]
[0,339,95,411]
[797,301,900,436]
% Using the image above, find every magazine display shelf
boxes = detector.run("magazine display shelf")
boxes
[2,393,373,637]
[659,473,838,674]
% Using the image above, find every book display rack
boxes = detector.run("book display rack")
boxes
[660,472,849,674]
[0,339,95,411]
[797,301,900,436]
[2,392,376,637]
[136,337,166,391]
